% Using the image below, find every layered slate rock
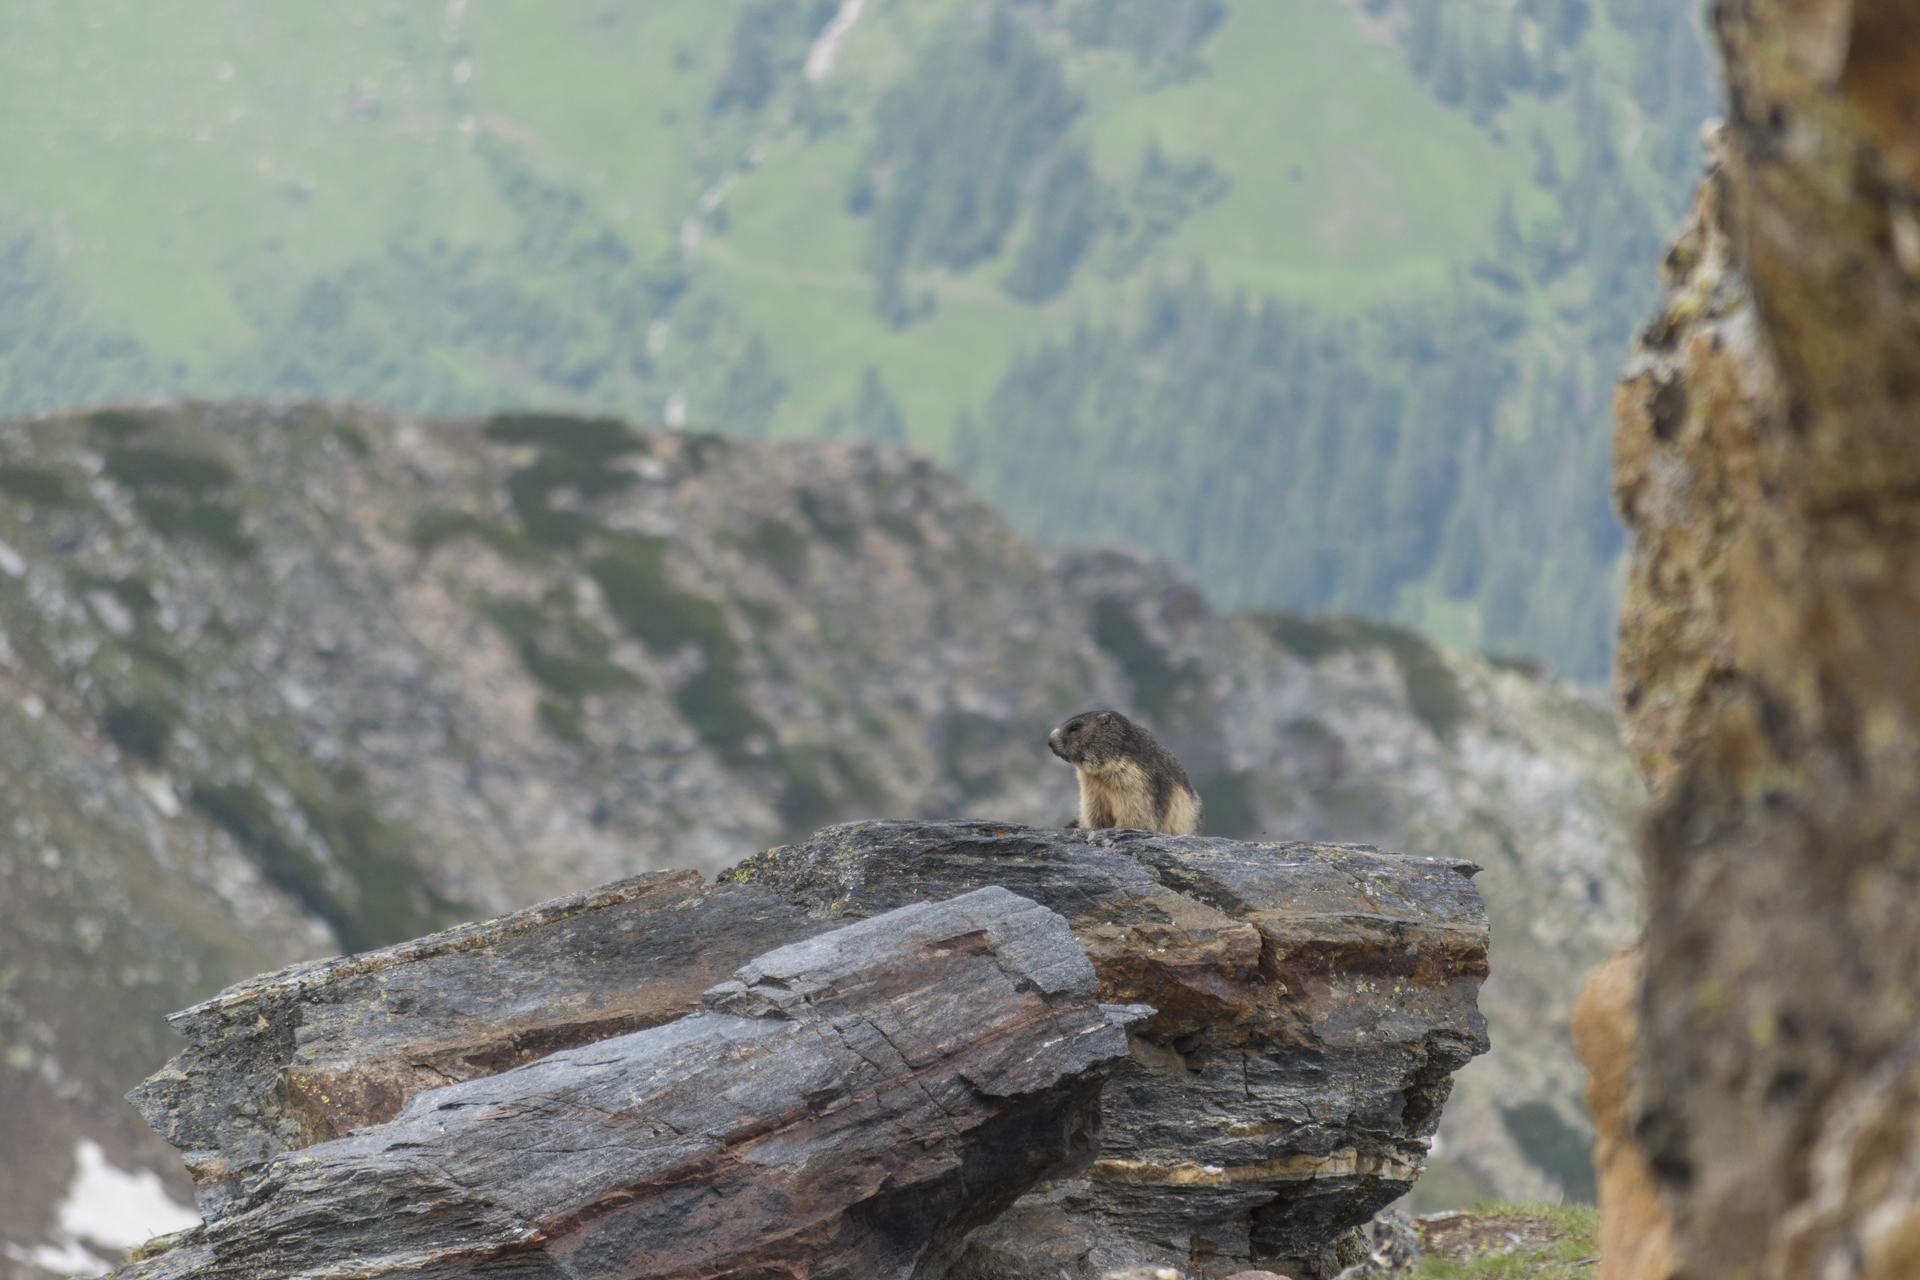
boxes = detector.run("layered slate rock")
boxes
[116,886,1144,1280]
[729,822,1489,1279]
[127,821,1489,1278]
[127,869,815,1220]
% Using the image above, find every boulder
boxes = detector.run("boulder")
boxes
[114,886,1146,1280]
[126,821,1489,1278]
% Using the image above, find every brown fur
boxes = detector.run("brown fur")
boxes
[1047,710,1203,836]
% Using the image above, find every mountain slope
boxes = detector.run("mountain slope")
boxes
[0,402,1636,1273]
[0,0,1715,681]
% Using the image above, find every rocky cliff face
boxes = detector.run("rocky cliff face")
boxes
[1611,1,1920,1274]
[0,403,1638,1273]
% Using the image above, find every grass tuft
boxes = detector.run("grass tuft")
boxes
[103,446,236,494]
[133,495,256,557]
[483,413,649,457]
[1091,596,1201,724]
[86,409,151,439]
[410,509,551,561]
[744,518,809,580]
[1412,1201,1598,1278]
[191,768,458,955]
[0,465,78,507]
[102,701,175,764]
[588,535,767,760]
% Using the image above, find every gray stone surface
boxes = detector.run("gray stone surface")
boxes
[127,819,1488,1278]
[115,886,1144,1280]
[737,822,1487,1279]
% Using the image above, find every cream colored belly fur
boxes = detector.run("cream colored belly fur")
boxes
[1076,758,1202,835]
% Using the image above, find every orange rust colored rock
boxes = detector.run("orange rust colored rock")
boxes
[1077,885,1265,1037]
[1611,3,1920,1271]
[1571,949,1678,1280]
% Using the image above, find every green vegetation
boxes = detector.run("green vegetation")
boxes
[480,593,640,700]
[1194,769,1259,839]
[821,368,906,442]
[742,518,810,581]
[1256,612,1469,740]
[1500,1100,1597,1204]
[132,494,255,557]
[87,409,153,439]
[190,781,349,945]
[484,412,651,455]
[1411,1202,1599,1278]
[409,510,550,562]
[99,443,256,557]
[773,743,886,838]
[102,445,234,492]
[796,489,861,548]
[711,0,840,117]
[1067,0,1226,81]
[855,8,1084,323]
[101,701,175,764]
[1088,596,1199,723]
[589,535,768,760]
[0,0,1717,681]
[488,411,650,548]
[189,770,455,953]
[0,465,77,507]
[941,711,1008,801]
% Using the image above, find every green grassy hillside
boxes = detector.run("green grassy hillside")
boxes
[0,0,1716,680]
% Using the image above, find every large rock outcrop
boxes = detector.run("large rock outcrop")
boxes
[116,886,1146,1280]
[1611,1,1920,1274]
[124,821,1490,1279]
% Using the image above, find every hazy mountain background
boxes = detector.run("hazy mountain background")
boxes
[0,0,1717,682]
[0,404,1640,1271]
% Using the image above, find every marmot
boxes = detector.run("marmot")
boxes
[1048,710,1203,835]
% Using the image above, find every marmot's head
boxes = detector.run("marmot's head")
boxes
[1048,710,1134,766]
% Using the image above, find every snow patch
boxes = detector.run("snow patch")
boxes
[6,1139,203,1274]
[135,772,182,818]
[84,589,134,638]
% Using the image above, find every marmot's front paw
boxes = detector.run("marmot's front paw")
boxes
[1063,818,1081,829]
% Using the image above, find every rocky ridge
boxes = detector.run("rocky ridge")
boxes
[0,403,1637,1273]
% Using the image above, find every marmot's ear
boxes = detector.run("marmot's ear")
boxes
[1097,712,1112,724]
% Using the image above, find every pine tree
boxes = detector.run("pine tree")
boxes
[853,367,907,441]
[1469,18,1509,120]
[1531,126,1563,188]
[1406,0,1442,81]
[1433,22,1468,106]
[1504,13,1534,92]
